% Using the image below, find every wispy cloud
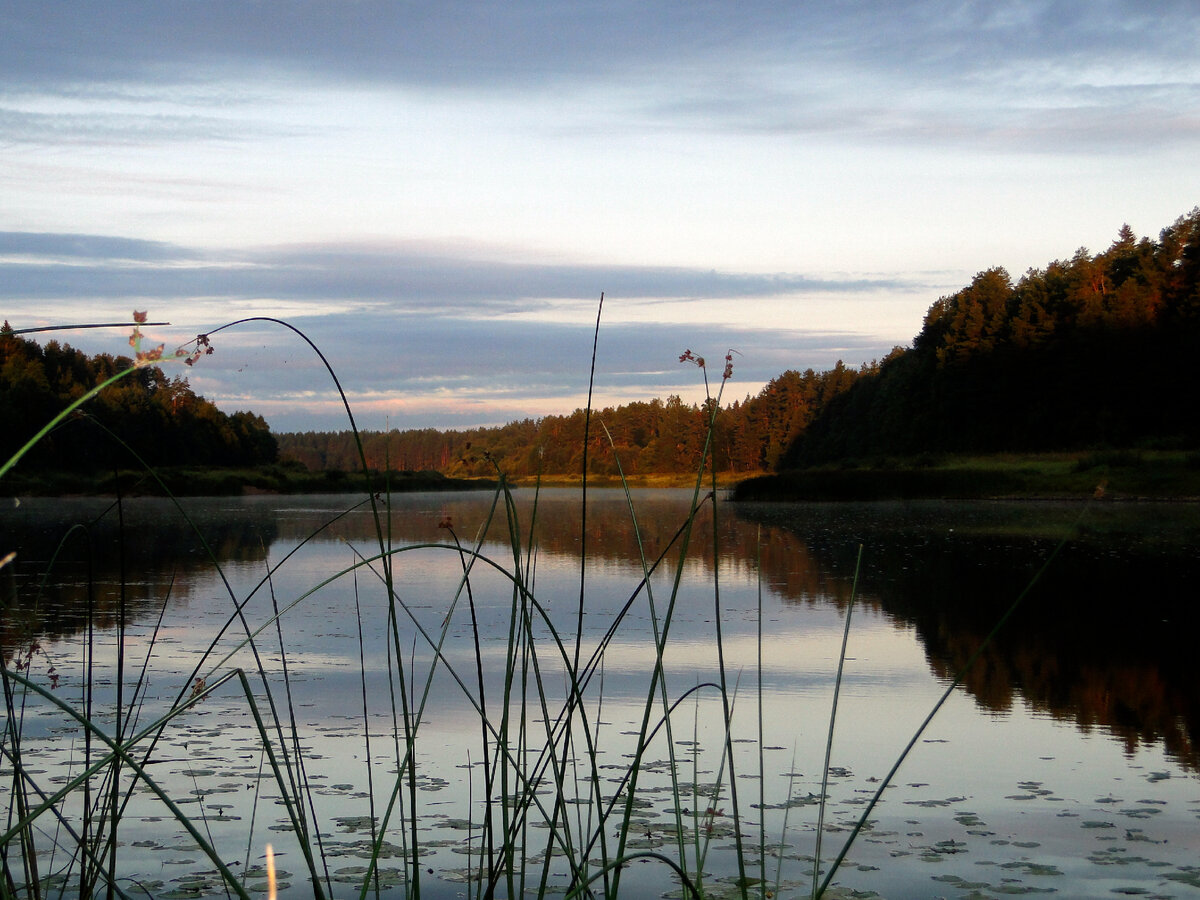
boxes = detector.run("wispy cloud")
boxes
[0,105,294,146]
[0,234,914,308]
[3,1,1195,153]
[0,232,199,261]
[180,314,888,432]
[4,1,1193,91]
[2,232,918,431]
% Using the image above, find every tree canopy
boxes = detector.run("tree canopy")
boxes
[10,209,1197,482]
[275,361,870,479]
[280,209,1200,478]
[782,208,1200,466]
[0,328,277,471]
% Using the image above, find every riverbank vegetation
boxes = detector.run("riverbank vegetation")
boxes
[0,325,276,472]
[275,361,865,479]
[731,449,1200,501]
[779,209,1200,467]
[5,311,886,900]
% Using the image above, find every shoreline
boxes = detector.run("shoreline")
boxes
[729,451,1200,502]
[5,450,1199,502]
[0,465,500,498]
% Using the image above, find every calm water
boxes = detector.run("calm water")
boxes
[2,489,1198,900]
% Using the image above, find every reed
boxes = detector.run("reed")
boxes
[1,312,1081,900]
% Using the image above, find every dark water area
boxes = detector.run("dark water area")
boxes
[0,496,279,659]
[731,499,1200,773]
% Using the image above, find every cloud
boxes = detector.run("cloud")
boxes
[4,1,1193,92]
[3,231,915,431]
[0,231,199,261]
[5,3,1191,434]
[0,105,292,147]
[3,0,1195,156]
[185,313,885,432]
[640,75,1200,152]
[0,3,808,91]
[0,234,913,310]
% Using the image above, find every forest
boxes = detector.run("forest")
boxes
[274,360,867,479]
[780,207,1200,466]
[279,208,1200,479]
[0,327,277,472]
[6,208,1198,484]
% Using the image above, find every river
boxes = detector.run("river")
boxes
[2,489,1198,899]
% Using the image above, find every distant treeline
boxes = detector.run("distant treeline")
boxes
[277,361,869,478]
[781,208,1200,466]
[0,328,277,471]
[279,208,1200,478]
[9,209,1196,482]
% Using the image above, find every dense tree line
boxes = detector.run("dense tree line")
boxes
[276,362,870,478]
[284,205,1200,480]
[781,209,1200,466]
[21,209,1190,481]
[0,328,277,471]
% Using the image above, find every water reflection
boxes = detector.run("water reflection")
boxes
[732,498,1200,771]
[0,497,278,664]
[3,491,1199,772]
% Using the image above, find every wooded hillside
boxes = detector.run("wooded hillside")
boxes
[276,361,867,478]
[8,209,1195,483]
[780,208,1200,466]
[278,209,1200,479]
[0,328,277,471]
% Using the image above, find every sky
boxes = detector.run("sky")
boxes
[2,1,1198,433]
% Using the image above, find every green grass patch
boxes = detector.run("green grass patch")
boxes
[731,451,1200,501]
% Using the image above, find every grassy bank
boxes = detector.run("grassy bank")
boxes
[0,463,499,497]
[730,450,1200,502]
[518,471,756,490]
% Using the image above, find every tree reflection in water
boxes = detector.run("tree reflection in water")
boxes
[733,497,1200,772]
[6,492,1196,771]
